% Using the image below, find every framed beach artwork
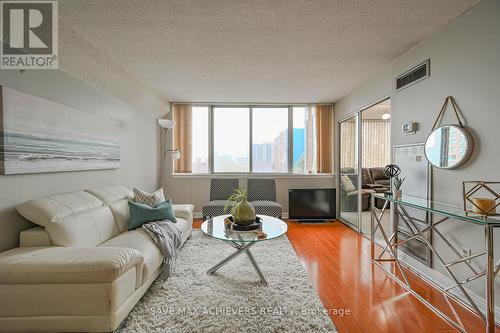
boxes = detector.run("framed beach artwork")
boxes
[0,86,121,175]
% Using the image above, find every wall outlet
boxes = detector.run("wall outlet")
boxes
[462,248,472,263]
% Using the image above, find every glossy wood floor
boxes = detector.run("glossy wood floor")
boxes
[194,219,494,333]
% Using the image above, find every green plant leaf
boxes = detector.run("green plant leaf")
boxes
[393,175,405,190]
[223,188,248,213]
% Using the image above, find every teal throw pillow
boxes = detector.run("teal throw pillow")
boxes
[128,199,177,230]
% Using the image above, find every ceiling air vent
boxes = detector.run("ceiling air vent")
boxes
[395,59,430,91]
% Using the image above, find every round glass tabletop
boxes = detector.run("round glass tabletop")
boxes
[201,214,288,243]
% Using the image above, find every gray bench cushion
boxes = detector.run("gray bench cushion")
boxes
[250,200,283,218]
[202,200,228,219]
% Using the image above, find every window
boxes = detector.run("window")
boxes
[252,107,288,173]
[213,107,250,173]
[172,104,332,175]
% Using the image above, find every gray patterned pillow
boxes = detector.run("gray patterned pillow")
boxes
[133,188,166,207]
[340,175,356,192]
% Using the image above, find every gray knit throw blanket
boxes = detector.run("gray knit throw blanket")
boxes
[142,220,182,279]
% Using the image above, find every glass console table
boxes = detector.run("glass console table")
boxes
[370,193,500,333]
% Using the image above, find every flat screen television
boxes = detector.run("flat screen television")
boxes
[288,188,336,221]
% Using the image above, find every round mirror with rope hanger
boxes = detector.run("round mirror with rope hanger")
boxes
[424,96,474,169]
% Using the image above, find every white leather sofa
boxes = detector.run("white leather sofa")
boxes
[0,185,193,333]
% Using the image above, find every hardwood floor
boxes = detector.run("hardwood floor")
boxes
[193,218,494,333]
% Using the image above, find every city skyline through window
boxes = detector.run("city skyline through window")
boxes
[252,107,288,173]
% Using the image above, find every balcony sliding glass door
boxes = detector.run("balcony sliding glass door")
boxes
[337,98,391,238]
[338,115,359,229]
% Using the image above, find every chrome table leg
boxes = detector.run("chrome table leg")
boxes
[246,249,268,286]
[486,225,495,333]
[207,241,254,274]
[207,241,268,285]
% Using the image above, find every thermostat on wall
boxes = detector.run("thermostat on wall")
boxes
[402,122,418,134]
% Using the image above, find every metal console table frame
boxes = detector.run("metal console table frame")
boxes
[370,193,500,333]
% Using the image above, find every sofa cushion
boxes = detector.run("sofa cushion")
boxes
[361,168,374,185]
[0,246,143,284]
[99,229,163,284]
[108,199,132,232]
[86,186,133,232]
[128,200,177,230]
[340,175,356,192]
[105,201,193,234]
[53,206,120,247]
[16,191,104,226]
[374,179,390,186]
[17,191,121,247]
[85,185,133,205]
[87,186,181,232]
[370,167,388,181]
[133,188,165,207]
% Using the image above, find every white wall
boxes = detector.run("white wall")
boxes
[0,70,162,252]
[335,0,500,304]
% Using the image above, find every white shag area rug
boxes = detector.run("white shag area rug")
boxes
[117,230,337,333]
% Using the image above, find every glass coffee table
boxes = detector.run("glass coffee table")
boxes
[201,214,288,286]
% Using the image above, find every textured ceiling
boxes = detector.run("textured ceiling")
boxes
[59,0,477,104]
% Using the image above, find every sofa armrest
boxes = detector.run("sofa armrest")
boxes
[19,226,52,247]
[173,204,194,222]
[0,246,144,286]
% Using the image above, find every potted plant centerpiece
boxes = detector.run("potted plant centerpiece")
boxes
[224,189,256,226]
[393,175,405,199]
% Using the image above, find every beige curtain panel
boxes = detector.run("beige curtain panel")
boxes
[362,120,390,168]
[173,104,193,173]
[315,104,333,173]
[339,119,356,169]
